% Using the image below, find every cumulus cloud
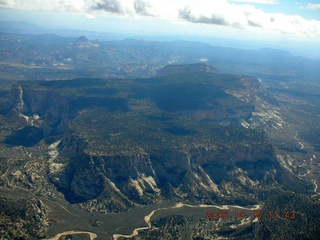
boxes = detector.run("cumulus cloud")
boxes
[177,0,320,36]
[179,1,249,29]
[90,0,156,16]
[0,0,8,5]
[91,0,122,13]
[1,0,90,12]
[133,0,156,16]
[2,0,320,36]
[305,3,320,10]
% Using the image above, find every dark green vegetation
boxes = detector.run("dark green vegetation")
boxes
[256,193,320,240]
[5,126,43,147]
[0,197,48,239]
[133,215,190,239]
[128,192,320,240]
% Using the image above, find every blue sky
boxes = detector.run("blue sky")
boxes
[0,0,320,57]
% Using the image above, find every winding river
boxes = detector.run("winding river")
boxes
[112,202,261,239]
[46,230,97,240]
[45,201,262,239]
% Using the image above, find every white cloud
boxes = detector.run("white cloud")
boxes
[177,0,320,36]
[305,3,320,10]
[2,0,320,36]
[230,0,279,4]
[90,0,159,16]
[1,0,91,12]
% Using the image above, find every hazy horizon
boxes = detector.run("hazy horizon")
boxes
[1,0,320,58]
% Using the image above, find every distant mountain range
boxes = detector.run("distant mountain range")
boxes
[1,20,320,59]
[0,30,319,82]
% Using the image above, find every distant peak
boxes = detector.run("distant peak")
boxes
[76,36,89,42]
[72,36,100,48]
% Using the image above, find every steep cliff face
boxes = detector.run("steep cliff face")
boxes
[2,82,74,147]
[5,84,26,112]
[51,126,306,212]
[4,83,68,121]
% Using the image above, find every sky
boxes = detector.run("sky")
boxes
[0,0,320,57]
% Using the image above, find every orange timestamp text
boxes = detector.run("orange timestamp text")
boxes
[206,209,296,220]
